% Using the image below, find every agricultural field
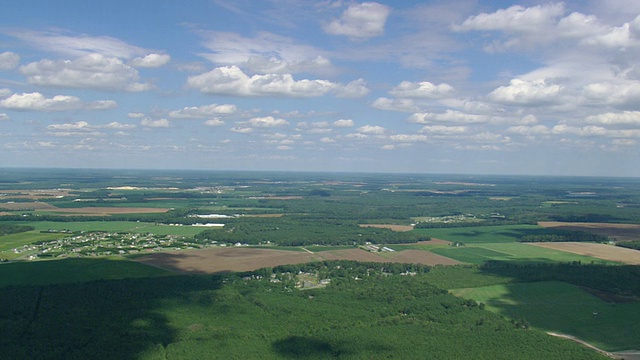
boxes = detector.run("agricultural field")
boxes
[1,168,640,358]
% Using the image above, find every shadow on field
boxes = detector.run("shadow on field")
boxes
[0,268,224,359]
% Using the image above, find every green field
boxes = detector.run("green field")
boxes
[451,281,640,351]
[0,231,66,259]
[430,243,618,265]
[24,221,209,236]
[0,257,171,287]
[415,225,562,244]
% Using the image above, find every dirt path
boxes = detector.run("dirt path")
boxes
[547,332,615,358]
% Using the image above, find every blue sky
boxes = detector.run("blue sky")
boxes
[1,0,640,176]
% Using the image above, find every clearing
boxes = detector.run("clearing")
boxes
[529,242,640,265]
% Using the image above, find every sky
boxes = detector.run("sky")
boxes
[1,0,640,177]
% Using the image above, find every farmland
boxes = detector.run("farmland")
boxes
[1,168,640,358]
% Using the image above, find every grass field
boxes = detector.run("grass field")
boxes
[0,231,66,259]
[451,281,640,351]
[430,243,619,265]
[0,257,172,287]
[24,221,209,236]
[415,225,556,244]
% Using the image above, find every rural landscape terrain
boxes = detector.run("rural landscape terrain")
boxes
[1,168,640,359]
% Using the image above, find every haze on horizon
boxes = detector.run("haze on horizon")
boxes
[1,1,640,177]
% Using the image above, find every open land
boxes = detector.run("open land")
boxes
[529,242,640,265]
[135,246,460,274]
[359,224,414,231]
[539,221,640,241]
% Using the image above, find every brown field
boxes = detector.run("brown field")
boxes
[359,224,414,232]
[136,246,459,274]
[539,221,640,241]
[45,207,170,215]
[0,201,58,210]
[0,201,170,215]
[136,248,318,273]
[0,212,10,216]
[529,242,640,265]
[0,189,73,200]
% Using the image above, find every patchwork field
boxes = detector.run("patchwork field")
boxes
[530,242,640,265]
[359,224,414,231]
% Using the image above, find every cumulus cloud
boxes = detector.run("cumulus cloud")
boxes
[188,66,366,97]
[323,2,391,40]
[334,79,370,98]
[488,79,563,105]
[409,110,491,124]
[334,119,354,127]
[371,98,418,112]
[0,88,11,97]
[169,103,237,118]
[231,127,253,133]
[390,134,428,142]
[127,112,145,118]
[130,53,171,68]
[581,82,640,107]
[456,3,564,33]
[0,113,10,121]
[357,125,386,134]
[141,118,170,128]
[0,92,116,112]
[418,125,467,135]
[47,121,90,130]
[507,125,551,136]
[20,53,151,91]
[551,124,640,138]
[204,118,225,127]
[585,111,640,126]
[0,51,20,70]
[389,81,454,98]
[248,116,289,127]
[104,122,136,130]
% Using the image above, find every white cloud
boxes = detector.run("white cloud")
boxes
[10,30,148,58]
[199,31,333,75]
[0,51,20,70]
[20,53,151,91]
[141,118,170,128]
[390,134,428,142]
[456,3,564,33]
[550,124,640,138]
[130,53,171,68]
[231,127,253,133]
[169,103,237,118]
[418,125,467,135]
[334,79,370,98]
[585,111,640,126]
[409,110,491,124]
[371,97,418,112]
[104,122,136,130]
[323,2,391,40]
[334,119,354,127]
[488,79,563,105]
[357,125,386,134]
[127,112,145,118]
[47,121,89,130]
[0,113,10,121]
[319,137,335,143]
[204,119,225,127]
[389,81,454,98]
[248,116,289,127]
[0,92,115,112]
[507,125,551,135]
[0,88,11,97]
[188,66,341,97]
[581,82,640,107]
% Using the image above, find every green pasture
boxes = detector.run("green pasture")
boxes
[415,224,556,244]
[23,221,209,236]
[451,281,640,351]
[0,257,172,287]
[431,243,617,265]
